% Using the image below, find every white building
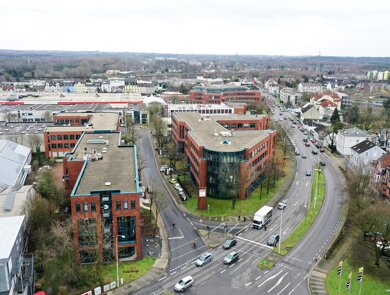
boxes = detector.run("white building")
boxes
[297,83,324,93]
[166,103,235,118]
[336,127,376,156]
[279,88,301,105]
[125,80,156,95]
[349,140,386,172]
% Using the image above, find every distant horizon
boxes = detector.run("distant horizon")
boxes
[1,48,390,59]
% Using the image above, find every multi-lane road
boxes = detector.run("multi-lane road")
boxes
[134,108,344,295]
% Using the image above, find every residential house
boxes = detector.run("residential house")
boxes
[336,127,375,156]
[372,153,390,200]
[349,140,386,172]
[279,88,301,106]
[297,82,324,93]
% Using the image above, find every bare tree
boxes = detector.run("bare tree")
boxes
[43,110,52,122]
[152,187,170,237]
[29,134,43,165]
[151,116,166,148]
[165,141,178,170]
[346,170,375,209]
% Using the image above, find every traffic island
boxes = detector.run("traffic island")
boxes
[258,258,275,270]
[196,228,232,248]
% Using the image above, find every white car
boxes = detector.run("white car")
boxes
[173,183,182,190]
[174,276,194,292]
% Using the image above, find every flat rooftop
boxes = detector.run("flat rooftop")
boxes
[46,112,119,133]
[0,215,25,260]
[0,186,34,218]
[174,112,272,152]
[70,132,137,195]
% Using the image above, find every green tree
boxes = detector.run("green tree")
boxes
[35,170,64,207]
[383,97,390,127]
[330,108,340,124]
[344,105,360,125]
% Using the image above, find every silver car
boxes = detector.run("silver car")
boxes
[174,276,194,292]
[195,252,213,266]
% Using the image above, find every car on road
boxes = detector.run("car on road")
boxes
[320,148,325,152]
[301,154,307,159]
[222,239,237,249]
[295,150,300,155]
[195,252,213,266]
[168,178,177,184]
[224,251,239,265]
[320,161,326,166]
[306,170,312,176]
[277,200,287,210]
[267,234,280,247]
[174,276,194,292]
[312,150,318,155]
[305,142,310,147]
[303,138,308,142]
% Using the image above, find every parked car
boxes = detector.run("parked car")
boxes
[320,161,326,166]
[312,150,318,155]
[224,251,239,265]
[179,191,187,201]
[302,154,307,159]
[174,276,194,292]
[306,170,312,176]
[173,183,182,190]
[305,142,310,147]
[222,239,237,249]
[320,148,325,152]
[277,200,287,210]
[195,252,213,266]
[267,234,280,247]
[295,150,300,155]
[160,165,168,172]
[168,178,177,184]
[303,138,308,142]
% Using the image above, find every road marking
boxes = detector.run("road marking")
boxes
[283,226,290,235]
[236,236,273,249]
[168,229,184,240]
[257,270,283,288]
[296,181,299,186]
[306,182,309,186]
[270,226,276,231]
[220,269,226,274]
[158,276,166,281]
[255,275,262,281]
[228,223,240,233]
[245,282,252,287]
[267,272,288,292]
[293,200,299,207]
[276,282,291,295]
[170,271,177,275]
[181,266,187,270]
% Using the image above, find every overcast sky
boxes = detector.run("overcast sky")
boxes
[1,0,389,57]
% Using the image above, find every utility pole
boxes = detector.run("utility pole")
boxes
[278,208,283,254]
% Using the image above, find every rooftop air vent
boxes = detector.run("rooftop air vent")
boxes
[104,182,111,186]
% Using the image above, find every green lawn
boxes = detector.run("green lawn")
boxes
[326,250,390,295]
[258,258,274,270]
[180,176,286,217]
[81,256,155,286]
[277,168,325,255]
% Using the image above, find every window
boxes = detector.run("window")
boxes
[64,135,69,140]
[91,202,96,212]
[76,134,81,139]
[124,200,128,210]
[57,135,63,140]
[51,143,57,149]
[116,201,121,210]
[70,135,75,140]
[131,200,136,210]
[64,143,69,148]
[70,143,75,148]
[250,123,256,128]
[84,202,88,212]
[58,143,63,148]
[76,203,81,213]
[51,135,56,140]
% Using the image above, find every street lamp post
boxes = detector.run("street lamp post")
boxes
[116,234,125,288]
[208,204,210,217]
[314,168,321,209]
[278,207,283,254]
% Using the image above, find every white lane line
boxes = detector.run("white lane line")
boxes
[245,282,253,287]
[170,271,177,275]
[158,276,166,281]
[236,236,273,249]
[277,282,291,295]
[270,226,276,231]
[255,275,262,281]
[168,229,184,240]
[293,200,299,207]
[220,269,226,274]
[228,223,240,234]
[267,272,288,293]
[258,270,283,288]
[296,181,299,186]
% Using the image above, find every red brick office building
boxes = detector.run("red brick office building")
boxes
[189,85,261,104]
[63,132,142,263]
[172,112,276,210]
[44,112,120,158]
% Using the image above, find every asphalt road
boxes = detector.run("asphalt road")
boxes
[134,108,344,295]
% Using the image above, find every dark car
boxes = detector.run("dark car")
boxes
[267,234,280,247]
[222,239,237,249]
[312,150,318,155]
[305,142,310,147]
[320,161,326,166]
[303,138,308,142]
